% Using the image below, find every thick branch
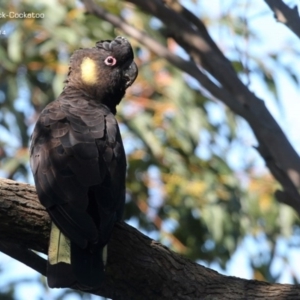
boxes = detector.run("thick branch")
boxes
[264,0,300,39]
[82,0,300,216]
[1,178,300,299]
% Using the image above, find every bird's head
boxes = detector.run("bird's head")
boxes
[65,36,138,112]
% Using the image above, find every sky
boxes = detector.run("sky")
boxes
[1,0,300,299]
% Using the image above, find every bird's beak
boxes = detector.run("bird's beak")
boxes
[123,61,138,88]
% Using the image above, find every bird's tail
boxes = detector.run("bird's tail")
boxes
[47,222,107,288]
[47,222,76,288]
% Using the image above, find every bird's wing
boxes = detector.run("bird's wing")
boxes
[30,95,126,248]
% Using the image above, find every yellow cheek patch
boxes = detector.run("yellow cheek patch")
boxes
[80,57,97,85]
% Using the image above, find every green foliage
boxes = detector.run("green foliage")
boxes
[0,0,299,298]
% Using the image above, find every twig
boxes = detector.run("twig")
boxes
[264,0,300,39]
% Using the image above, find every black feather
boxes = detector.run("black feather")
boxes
[30,36,137,289]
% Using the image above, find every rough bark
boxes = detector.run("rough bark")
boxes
[1,177,300,299]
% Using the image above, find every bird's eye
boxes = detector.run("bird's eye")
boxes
[104,56,117,66]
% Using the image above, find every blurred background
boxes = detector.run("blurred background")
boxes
[1,0,300,299]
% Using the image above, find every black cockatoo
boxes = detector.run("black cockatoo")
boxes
[30,37,138,289]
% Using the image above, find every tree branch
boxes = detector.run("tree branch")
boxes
[0,241,47,276]
[1,177,300,299]
[264,0,300,39]
[82,0,300,216]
